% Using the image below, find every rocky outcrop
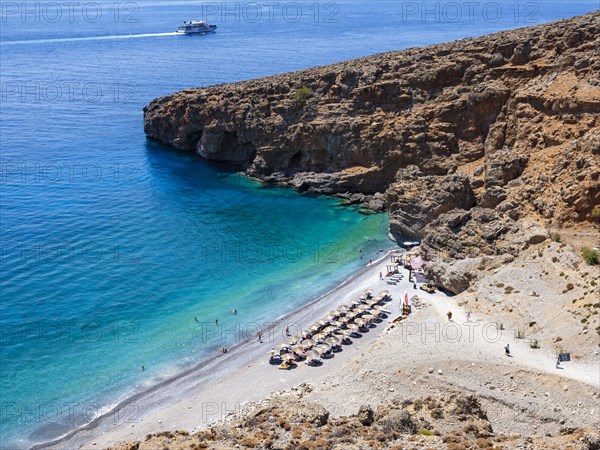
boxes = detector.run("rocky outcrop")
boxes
[144,12,600,293]
[386,166,476,239]
[420,207,548,293]
[107,393,498,450]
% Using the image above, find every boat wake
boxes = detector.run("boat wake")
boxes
[1,32,179,46]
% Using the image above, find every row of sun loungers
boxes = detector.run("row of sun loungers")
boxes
[271,289,392,369]
[386,273,404,285]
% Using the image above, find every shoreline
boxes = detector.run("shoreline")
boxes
[33,247,400,450]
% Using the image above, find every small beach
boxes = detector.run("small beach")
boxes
[45,243,600,450]
[38,250,412,449]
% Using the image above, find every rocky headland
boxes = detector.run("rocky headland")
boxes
[144,12,599,295]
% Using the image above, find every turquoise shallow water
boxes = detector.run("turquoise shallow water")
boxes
[1,1,598,448]
[0,142,390,447]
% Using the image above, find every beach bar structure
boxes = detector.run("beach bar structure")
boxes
[390,251,403,264]
[386,251,404,275]
[386,262,401,275]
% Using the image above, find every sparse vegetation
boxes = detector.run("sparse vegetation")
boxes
[582,247,599,266]
[294,86,313,105]
[530,339,540,349]
[551,232,561,242]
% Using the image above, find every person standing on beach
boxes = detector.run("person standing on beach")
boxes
[379,272,383,279]
[285,325,290,336]
[447,311,452,321]
[505,344,510,356]
[466,312,471,321]
[555,355,561,369]
[257,331,263,343]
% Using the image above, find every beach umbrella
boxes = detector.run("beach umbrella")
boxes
[313,332,328,342]
[347,323,360,330]
[362,313,375,321]
[329,310,339,317]
[285,336,299,345]
[309,324,321,332]
[324,314,337,322]
[292,344,305,353]
[277,343,291,350]
[323,325,338,334]
[326,336,341,345]
[336,305,349,313]
[355,305,370,312]
[306,350,320,361]
[281,353,295,361]
[354,318,368,326]
[358,294,367,301]
[346,311,361,321]
[372,304,387,311]
[318,319,329,326]
[301,339,315,347]
[379,290,389,297]
[371,296,383,304]
[315,343,330,352]
[329,320,344,327]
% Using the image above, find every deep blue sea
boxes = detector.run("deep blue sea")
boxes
[1,0,598,448]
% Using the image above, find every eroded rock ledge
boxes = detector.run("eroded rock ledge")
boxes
[144,12,600,293]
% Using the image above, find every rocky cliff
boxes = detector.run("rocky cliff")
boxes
[144,12,600,293]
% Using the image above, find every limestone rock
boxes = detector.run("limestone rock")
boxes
[144,12,600,246]
[357,405,374,426]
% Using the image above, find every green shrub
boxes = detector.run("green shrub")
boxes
[592,206,600,220]
[294,87,313,105]
[551,232,561,243]
[418,429,434,436]
[530,339,540,349]
[582,247,599,266]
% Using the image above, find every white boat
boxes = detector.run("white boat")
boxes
[401,241,420,248]
[176,20,217,34]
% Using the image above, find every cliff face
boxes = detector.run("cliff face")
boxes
[144,12,600,293]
